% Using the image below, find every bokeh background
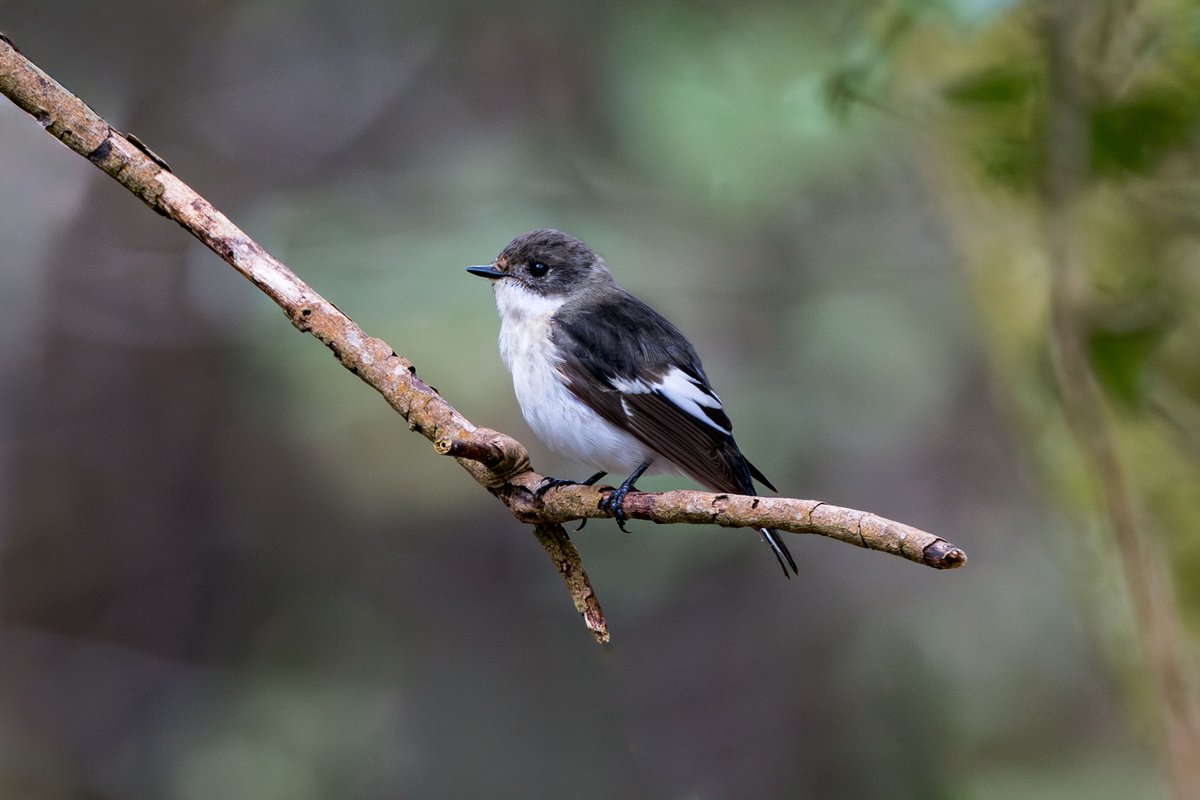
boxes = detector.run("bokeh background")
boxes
[2,1,1198,797]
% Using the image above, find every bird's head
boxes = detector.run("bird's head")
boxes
[467,229,614,301]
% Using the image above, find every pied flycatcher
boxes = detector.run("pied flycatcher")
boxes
[467,229,797,576]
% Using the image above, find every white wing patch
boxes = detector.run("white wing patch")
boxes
[611,366,730,434]
[657,367,729,433]
[609,375,652,394]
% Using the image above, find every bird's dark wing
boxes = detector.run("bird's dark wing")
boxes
[553,291,796,576]
[551,291,774,495]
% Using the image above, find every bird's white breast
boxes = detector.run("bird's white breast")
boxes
[492,280,656,475]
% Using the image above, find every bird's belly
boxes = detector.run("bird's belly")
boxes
[516,347,657,472]
[522,376,654,475]
[500,318,656,475]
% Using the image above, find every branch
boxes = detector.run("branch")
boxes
[0,35,965,644]
[494,472,964,569]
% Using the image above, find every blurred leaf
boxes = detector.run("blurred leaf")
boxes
[940,63,1045,190]
[1088,325,1165,409]
[974,134,1042,190]
[825,63,878,120]
[825,6,918,119]
[943,64,1037,106]
[1090,89,1199,178]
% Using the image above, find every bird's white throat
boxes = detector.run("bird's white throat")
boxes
[493,279,565,374]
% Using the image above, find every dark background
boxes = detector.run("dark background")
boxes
[2,1,1197,798]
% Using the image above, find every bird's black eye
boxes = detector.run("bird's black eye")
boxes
[529,261,549,277]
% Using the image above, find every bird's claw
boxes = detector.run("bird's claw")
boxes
[534,476,579,500]
[537,472,608,530]
[535,471,607,501]
[601,484,635,532]
[601,463,648,533]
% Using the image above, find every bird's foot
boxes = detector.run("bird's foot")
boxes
[600,484,634,532]
[535,476,579,499]
[534,471,607,500]
[601,463,650,533]
[536,472,607,530]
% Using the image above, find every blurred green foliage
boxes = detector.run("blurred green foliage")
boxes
[1,0,1197,798]
[837,1,1200,791]
[878,0,1200,623]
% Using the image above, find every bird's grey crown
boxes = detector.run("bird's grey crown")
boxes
[493,228,615,299]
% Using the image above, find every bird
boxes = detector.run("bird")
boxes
[467,228,797,576]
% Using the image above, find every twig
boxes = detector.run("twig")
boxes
[491,471,964,569]
[533,524,607,641]
[0,36,965,644]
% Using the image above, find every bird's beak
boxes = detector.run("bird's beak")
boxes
[466,264,504,280]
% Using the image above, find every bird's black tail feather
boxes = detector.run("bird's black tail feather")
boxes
[761,528,798,577]
[708,446,795,576]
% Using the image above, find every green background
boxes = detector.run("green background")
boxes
[1,1,1197,797]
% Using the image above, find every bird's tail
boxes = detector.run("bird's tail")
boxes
[761,528,798,578]
[714,450,796,576]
